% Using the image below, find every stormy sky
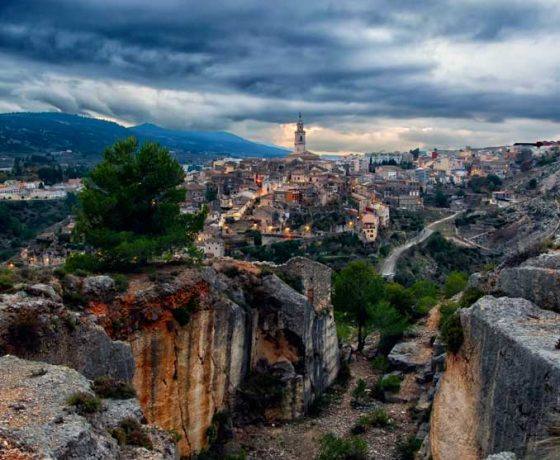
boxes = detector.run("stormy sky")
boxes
[1,0,560,153]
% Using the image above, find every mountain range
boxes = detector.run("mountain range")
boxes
[0,112,288,160]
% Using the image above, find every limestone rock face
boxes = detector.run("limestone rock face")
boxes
[0,355,176,459]
[91,258,339,456]
[496,250,560,311]
[0,292,134,381]
[430,296,560,459]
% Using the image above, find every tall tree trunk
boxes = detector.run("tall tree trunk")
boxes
[357,323,364,352]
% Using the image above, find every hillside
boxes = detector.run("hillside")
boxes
[0,112,288,160]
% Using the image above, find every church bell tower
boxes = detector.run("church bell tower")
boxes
[294,112,306,155]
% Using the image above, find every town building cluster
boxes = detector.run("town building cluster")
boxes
[182,116,556,257]
[0,178,82,200]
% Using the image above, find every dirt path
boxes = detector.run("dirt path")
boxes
[379,212,462,279]
[237,309,440,459]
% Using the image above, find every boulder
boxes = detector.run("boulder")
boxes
[82,275,115,300]
[26,283,62,302]
[495,250,560,311]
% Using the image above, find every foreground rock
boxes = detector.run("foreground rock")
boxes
[430,296,560,459]
[0,355,176,459]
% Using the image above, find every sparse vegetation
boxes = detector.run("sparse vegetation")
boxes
[92,376,136,399]
[315,433,368,460]
[111,417,153,450]
[67,392,102,414]
[112,274,129,292]
[396,435,422,460]
[443,271,468,298]
[440,312,464,354]
[377,374,402,393]
[351,408,392,434]
[0,267,15,292]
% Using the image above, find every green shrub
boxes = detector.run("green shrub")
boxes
[377,374,401,393]
[439,301,459,327]
[444,271,468,298]
[351,379,368,399]
[62,290,87,309]
[440,313,464,354]
[112,417,153,449]
[316,433,367,460]
[112,274,129,293]
[0,268,15,292]
[92,376,136,399]
[53,267,67,279]
[371,355,389,373]
[459,287,484,308]
[396,436,422,460]
[351,408,392,434]
[64,253,102,274]
[415,296,437,316]
[237,370,286,413]
[67,392,101,414]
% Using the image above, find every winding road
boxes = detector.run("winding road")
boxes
[379,211,462,279]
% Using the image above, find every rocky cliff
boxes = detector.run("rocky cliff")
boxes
[0,257,339,458]
[430,250,560,459]
[100,257,340,455]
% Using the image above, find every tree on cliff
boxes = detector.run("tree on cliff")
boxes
[73,137,206,269]
[332,260,387,352]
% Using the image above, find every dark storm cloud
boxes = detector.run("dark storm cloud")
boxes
[0,0,559,143]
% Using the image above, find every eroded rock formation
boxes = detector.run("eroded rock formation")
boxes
[78,257,339,456]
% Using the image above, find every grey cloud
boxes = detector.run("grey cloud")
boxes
[0,0,559,147]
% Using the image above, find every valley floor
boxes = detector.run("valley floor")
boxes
[237,309,440,459]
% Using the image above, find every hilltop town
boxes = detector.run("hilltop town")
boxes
[177,115,559,263]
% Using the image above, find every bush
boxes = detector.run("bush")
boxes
[444,272,468,298]
[439,301,459,327]
[0,268,15,292]
[415,296,437,316]
[67,392,101,414]
[459,287,484,308]
[112,274,129,293]
[377,374,401,393]
[316,433,368,460]
[440,313,464,354]
[112,417,153,450]
[351,408,392,434]
[396,436,422,460]
[92,376,136,399]
[371,355,389,373]
[64,253,102,274]
[351,379,368,400]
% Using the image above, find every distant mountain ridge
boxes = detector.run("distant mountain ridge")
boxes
[0,112,288,159]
